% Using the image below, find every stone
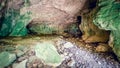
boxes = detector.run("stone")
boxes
[20,0,87,34]
[108,34,114,48]
[13,59,28,68]
[79,0,110,43]
[0,51,16,68]
[0,0,88,36]
[63,42,74,48]
[0,0,6,11]
[4,46,16,51]
[0,0,6,27]
[29,23,58,35]
[16,50,25,57]
[16,45,26,51]
[96,43,111,52]
[27,56,44,68]
[34,42,62,66]
[7,0,24,10]
[15,45,28,57]
[93,0,120,60]
[64,23,82,37]
[0,0,31,37]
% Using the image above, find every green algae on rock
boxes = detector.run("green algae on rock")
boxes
[0,51,16,68]
[93,0,120,60]
[79,9,110,43]
[29,23,57,35]
[0,9,31,36]
[0,0,31,37]
[34,42,62,66]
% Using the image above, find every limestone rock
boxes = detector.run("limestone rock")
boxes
[27,56,44,68]
[64,23,82,37]
[7,0,24,10]
[0,0,6,26]
[79,0,110,43]
[0,0,88,36]
[0,51,16,68]
[34,42,62,66]
[20,0,87,34]
[13,59,28,68]
[0,0,31,36]
[108,34,114,48]
[93,0,120,60]
[96,43,111,52]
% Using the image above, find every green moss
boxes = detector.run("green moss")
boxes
[0,9,31,36]
[0,0,31,37]
[93,0,120,30]
[29,23,57,35]
[93,0,120,59]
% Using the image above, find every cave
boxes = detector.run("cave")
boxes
[0,0,120,68]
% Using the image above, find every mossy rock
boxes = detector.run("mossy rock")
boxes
[93,0,120,60]
[80,8,110,43]
[28,23,57,35]
[0,51,16,68]
[34,42,62,66]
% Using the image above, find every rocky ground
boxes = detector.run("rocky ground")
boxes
[0,35,120,68]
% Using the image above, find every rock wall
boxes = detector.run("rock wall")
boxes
[93,0,120,60]
[0,0,31,36]
[0,0,87,36]
[79,0,110,43]
[0,0,7,28]
[21,0,87,34]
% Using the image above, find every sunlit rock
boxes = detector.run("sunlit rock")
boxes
[34,42,62,66]
[96,43,111,52]
[0,51,16,68]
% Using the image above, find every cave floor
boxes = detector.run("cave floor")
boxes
[0,35,120,68]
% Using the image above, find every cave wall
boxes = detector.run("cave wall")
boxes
[0,0,88,36]
[93,0,120,60]
[0,0,120,61]
[79,0,110,43]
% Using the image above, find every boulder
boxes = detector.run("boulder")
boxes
[0,51,16,68]
[35,42,62,66]
[95,43,111,52]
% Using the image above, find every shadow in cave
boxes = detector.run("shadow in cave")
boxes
[64,16,82,38]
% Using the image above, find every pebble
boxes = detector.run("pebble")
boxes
[64,42,74,48]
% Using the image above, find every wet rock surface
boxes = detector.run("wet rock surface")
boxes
[0,36,120,68]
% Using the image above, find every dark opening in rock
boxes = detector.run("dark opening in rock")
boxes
[89,0,97,9]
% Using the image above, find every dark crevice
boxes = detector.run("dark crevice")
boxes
[110,52,120,63]
[89,0,97,9]
[64,16,82,38]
